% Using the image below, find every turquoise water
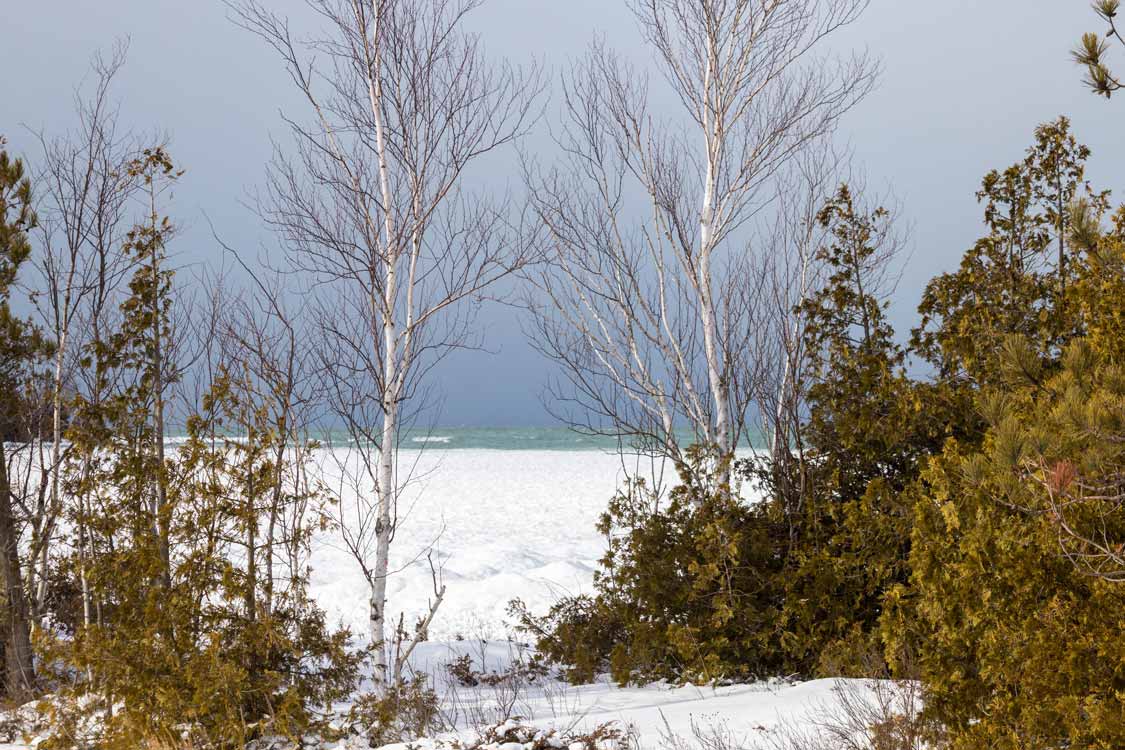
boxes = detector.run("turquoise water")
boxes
[397,426,630,451]
[166,426,763,451]
[374,426,758,451]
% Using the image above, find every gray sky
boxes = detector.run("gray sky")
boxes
[5,1,1123,426]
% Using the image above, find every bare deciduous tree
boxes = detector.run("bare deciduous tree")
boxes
[526,0,876,471]
[232,0,543,686]
[746,142,849,528]
[206,251,333,613]
[31,40,141,627]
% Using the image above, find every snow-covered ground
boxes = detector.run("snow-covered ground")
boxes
[374,639,882,750]
[1,446,895,748]
[308,448,680,640]
[300,448,880,750]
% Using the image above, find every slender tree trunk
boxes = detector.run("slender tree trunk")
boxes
[246,431,257,624]
[698,53,731,459]
[366,0,401,684]
[36,330,68,618]
[0,441,35,698]
[699,210,730,458]
[698,246,729,453]
[772,243,812,463]
[265,486,278,619]
[25,453,46,616]
[76,484,94,685]
[370,332,399,685]
[79,312,104,668]
[151,238,171,587]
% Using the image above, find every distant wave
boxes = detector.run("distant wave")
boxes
[411,436,453,444]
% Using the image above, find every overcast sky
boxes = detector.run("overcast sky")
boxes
[5,1,1123,426]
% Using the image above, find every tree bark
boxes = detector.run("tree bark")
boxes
[0,441,35,698]
[699,54,731,461]
[370,379,398,684]
[151,234,171,588]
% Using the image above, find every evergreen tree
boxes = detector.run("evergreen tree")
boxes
[770,185,942,676]
[904,338,1125,748]
[513,448,787,685]
[43,149,361,748]
[0,137,49,699]
[899,123,1125,749]
[913,117,1103,389]
[1074,0,1124,98]
[42,147,185,746]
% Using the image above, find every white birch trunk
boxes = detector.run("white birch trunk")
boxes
[367,0,400,683]
[369,343,398,685]
[699,53,731,457]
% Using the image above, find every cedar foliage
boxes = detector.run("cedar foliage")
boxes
[513,448,786,685]
[517,118,1125,749]
[768,185,943,677]
[34,150,363,749]
[0,137,50,700]
[899,173,1125,748]
[904,341,1125,749]
[912,117,1103,388]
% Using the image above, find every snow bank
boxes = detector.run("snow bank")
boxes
[406,640,877,745]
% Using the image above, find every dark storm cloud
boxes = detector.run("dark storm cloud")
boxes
[4,0,1122,425]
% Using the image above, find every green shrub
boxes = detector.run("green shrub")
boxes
[347,676,441,747]
[901,340,1125,749]
[514,448,788,685]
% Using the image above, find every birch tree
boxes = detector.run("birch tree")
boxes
[232,0,542,686]
[526,0,876,467]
